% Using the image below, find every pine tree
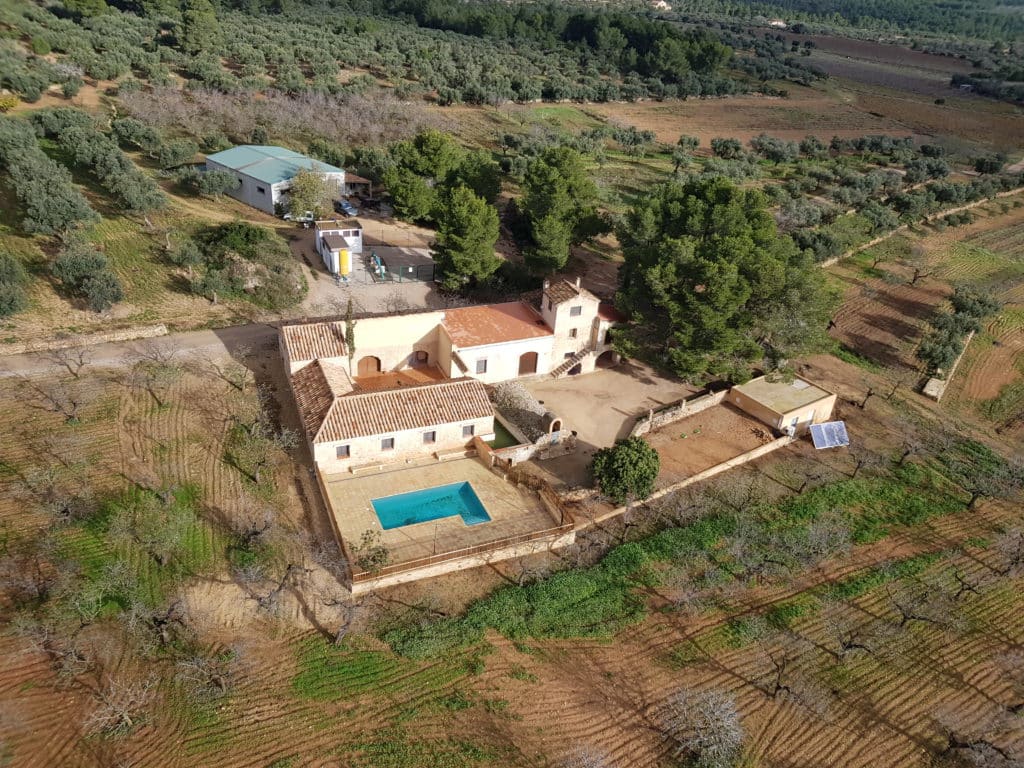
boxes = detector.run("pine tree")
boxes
[432,186,500,291]
[181,0,222,55]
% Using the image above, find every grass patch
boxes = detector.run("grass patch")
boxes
[383,515,735,659]
[820,552,942,601]
[291,635,471,703]
[833,343,883,372]
[341,726,497,768]
[57,483,220,609]
[771,463,961,543]
[291,637,405,701]
[980,380,1024,424]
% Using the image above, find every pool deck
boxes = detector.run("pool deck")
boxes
[320,458,562,565]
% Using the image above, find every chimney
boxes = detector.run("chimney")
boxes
[575,276,581,289]
[542,278,550,291]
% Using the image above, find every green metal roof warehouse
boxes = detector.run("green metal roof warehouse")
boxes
[205,145,346,214]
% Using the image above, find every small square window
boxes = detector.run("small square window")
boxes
[423,430,436,444]
[381,437,394,450]
[569,328,578,338]
[475,359,487,374]
[336,444,350,458]
[256,186,266,195]
[569,305,583,317]
[564,352,574,359]
[462,425,475,438]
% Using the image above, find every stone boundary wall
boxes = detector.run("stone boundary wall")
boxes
[578,435,796,528]
[350,531,577,594]
[630,389,729,437]
[819,187,1024,269]
[0,324,168,356]
[922,331,975,402]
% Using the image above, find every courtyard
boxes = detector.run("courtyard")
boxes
[645,404,775,487]
[521,361,697,488]
[320,458,564,568]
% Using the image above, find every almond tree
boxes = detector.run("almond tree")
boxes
[662,687,744,768]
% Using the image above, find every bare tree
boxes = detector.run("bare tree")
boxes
[991,528,1024,577]
[202,345,255,394]
[563,745,616,768]
[821,601,889,661]
[897,435,926,466]
[885,577,964,631]
[995,652,1024,714]
[224,393,298,486]
[108,490,190,568]
[125,342,182,409]
[17,375,94,423]
[662,687,744,768]
[756,634,832,715]
[382,288,411,314]
[84,675,158,736]
[41,344,93,378]
[933,706,1023,767]
[849,449,887,479]
[176,647,245,702]
[123,599,191,654]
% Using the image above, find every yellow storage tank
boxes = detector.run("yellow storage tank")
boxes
[339,248,350,277]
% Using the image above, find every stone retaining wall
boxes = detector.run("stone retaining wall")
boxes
[0,324,168,356]
[630,389,728,437]
[578,435,796,528]
[922,331,974,402]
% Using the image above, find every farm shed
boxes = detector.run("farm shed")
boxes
[315,219,363,276]
[729,375,836,436]
[205,145,345,214]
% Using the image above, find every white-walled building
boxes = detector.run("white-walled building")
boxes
[314,219,363,276]
[281,278,625,473]
[205,145,345,215]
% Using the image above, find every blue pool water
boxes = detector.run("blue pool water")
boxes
[372,482,492,530]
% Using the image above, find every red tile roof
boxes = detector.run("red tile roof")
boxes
[443,302,552,348]
[281,321,347,363]
[308,378,493,444]
[543,279,582,305]
[598,302,627,323]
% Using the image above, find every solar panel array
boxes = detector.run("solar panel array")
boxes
[810,421,850,449]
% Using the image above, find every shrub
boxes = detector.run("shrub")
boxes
[0,253,28,317]
[157,138,199,169]
[83,270,124,311]
[590,437,660,504]
[710,137,743,159]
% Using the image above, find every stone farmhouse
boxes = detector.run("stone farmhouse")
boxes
[281,279,623,473]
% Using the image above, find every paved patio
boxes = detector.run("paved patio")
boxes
[321,458,561,565]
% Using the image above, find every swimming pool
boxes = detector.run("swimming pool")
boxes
[371,482,492,530]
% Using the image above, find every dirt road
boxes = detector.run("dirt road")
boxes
[0,322,278,378]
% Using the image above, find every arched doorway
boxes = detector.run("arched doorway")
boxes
[596,350,620,369]
[411,350,429,368]
[518,351,538,376]
[357,355,381,376]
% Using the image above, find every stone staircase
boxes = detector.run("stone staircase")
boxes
[550,350,589,379]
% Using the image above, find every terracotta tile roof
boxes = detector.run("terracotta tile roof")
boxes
[544,279,581,305]
[291,361,336,437]
[312,378,492,444]
[443,302,552,348]
[598,302,627,323]
[281,321,347,363]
